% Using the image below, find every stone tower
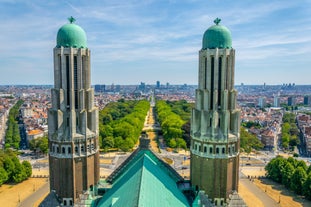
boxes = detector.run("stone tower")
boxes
[48,17,99,206]
[190,18,240,206]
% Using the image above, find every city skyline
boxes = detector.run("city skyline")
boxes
[1,0,311,85]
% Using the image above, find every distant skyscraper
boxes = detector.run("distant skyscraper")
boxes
[288,96,296,106]
[190,18,240,206]
[48,17,99,206]
[95,84,106,93]
[304,96,311,106]
[258,97,266,108]
[156,80,160,89]
[273,95,280,107]
[139,82,146,90]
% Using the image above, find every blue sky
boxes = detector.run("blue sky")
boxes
[1,0,311,85]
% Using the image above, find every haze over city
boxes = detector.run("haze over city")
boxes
[1,0,311,85]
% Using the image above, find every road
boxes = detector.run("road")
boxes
[240,177,280,207]
[18,182,49,207]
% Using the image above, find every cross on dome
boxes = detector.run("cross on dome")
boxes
[68,16,76,24]
[214,18,221,25]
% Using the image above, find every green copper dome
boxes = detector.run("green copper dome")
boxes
[202,18,232,49]
[56,17,87,48]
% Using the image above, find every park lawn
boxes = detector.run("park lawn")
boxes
[239,181,265,207]
[0,178,47,207]
[254,179,311,207]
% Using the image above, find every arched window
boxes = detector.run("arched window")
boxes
[62,147,65,154]
[216,147,219,154]
[204,146,207,153]
[222,147,225,154]
[210,147,213,154]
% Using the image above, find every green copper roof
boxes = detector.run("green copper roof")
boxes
[98,150,190,207]
[56,17,87,48]
[202,18,232,49]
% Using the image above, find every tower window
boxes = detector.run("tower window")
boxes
[59,55,62,88]
[222,147,225,154]
[210,56,214,110]
[62,147,65,154]
[226,57,229,89]
[210,147,213,154]
[204,146,207,153]
[82,56,86,88]
[81,145,84,152]
[216,147,219,154]
[74,56,78,109]
[57,146,60,153]
[68,147,71,154]
[66,55,70,107]
[198,145,201,152]
[218,57,222,106]
[75,146,78,153]
[229,147,231,154]
[204,57,207,89]
[67,117,70,128]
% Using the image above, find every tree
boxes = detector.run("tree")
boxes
[3,157,15,180]
[29,136,48,154]
[303,173,311,200]
[120,138,134,152]
[296,160,307,171]
[281,162,294,188]
[0,167,8,186]
[22,161,32,178]
[176,138,187,149]
[99,125,113,139]
[114,137,123,149]
[38,136,48,154]
[168,139,177,148]
[11,157,27,183]
[103,136,114,148]
[265,156,286,183]
[181,121,191,148]
[29,139,37,151]
[290,167,307,195]
[240,127,263,153]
